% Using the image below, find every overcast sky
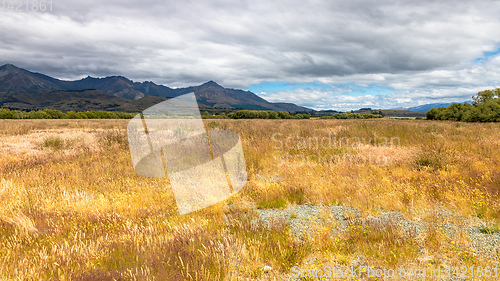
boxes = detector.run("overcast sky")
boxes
[1,0,500,110]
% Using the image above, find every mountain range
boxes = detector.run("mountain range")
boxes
[403,102,472,113]
[0,64,310,113]
[0,64,462,114]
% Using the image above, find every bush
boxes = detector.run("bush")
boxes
[27,110,51,119]
[292,114,311,119]
[43,109,66,119]
[277,111,292,119]
[0,108,16,119]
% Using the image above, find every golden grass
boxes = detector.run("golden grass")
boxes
[0,119,499,280]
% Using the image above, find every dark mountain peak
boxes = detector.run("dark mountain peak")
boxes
[81,75,129,82]
[106,75,134,84]
[1,63,18,69]
[1,63,17,69]
[0,64,62,94]
[0,64,24,74]
[109,75,128,80]
[200,80,222,88]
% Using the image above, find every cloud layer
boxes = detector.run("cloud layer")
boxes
[1,0,500,110]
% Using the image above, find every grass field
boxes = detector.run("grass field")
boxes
[0,119,499,280]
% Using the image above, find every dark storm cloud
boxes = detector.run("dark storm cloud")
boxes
[1,0,500,108]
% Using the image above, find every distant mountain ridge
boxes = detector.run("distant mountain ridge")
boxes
[395,102,472,113]
[0,64,310,112]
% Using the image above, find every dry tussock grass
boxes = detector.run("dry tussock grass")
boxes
[356,143,419,166]
[0,119,499,280]
[0,129,101,156]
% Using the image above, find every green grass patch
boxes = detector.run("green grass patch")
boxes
[41,136,70,149]
[257,197,287,209]
[341,221,419,267]
[479,224,500,234]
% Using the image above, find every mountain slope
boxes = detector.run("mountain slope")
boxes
[189,81,304,111]
[0,90,143,112]
[0,64,62,94]
[58,76,146,100]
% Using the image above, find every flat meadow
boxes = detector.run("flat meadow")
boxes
[0,119,499,280]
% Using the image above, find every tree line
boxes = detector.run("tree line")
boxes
[0,108,136,119]
[0,108,384,120]
[426,88,500,122]
[201,110,311,119]
[0,108,308,119]
[202,110,382,119]
[320,112,382,119]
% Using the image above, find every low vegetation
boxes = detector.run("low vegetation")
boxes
[0,108,386,120]
[0,108,312,120]
[320,112,382,119]
[0,108,136,119]
[0,118,499,280]
[202,110,311,119]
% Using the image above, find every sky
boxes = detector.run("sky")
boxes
[1,0,500,111]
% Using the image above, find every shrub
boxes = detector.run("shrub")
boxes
[0,108,17,119]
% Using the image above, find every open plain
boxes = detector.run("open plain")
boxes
[0,119,499,280]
